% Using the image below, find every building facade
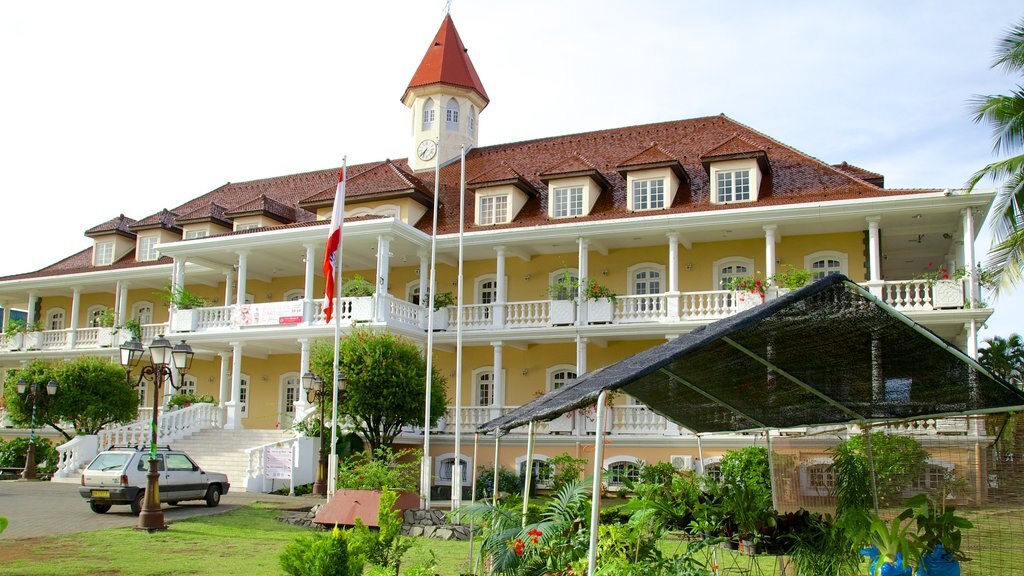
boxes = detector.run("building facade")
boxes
[0,16,995,495]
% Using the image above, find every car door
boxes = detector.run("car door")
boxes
[164,452,204,500]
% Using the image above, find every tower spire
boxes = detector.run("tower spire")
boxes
[402,14,489,108]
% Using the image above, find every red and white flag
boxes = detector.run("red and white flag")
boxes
[323,167,345,322]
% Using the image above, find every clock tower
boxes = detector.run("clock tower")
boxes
[403,14,489,172]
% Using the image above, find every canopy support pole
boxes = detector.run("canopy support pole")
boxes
[766,430,779,511]
[863,424,880,514]
[492,434,501,507]
[521,421,537,528]
[722,336,865,421]
[696,433,705,475]
[587,390,608,575]
[469,432,479,571]
[660,368,768,428]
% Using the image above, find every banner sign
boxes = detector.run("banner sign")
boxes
[234,301,304,327]
[263,445,293,479]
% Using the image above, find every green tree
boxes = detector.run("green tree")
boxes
[979,333,1024,387]
[967,19,1024,291]
[310,330,447,454]
[3,357,138,440]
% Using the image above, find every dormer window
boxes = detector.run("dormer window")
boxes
[422,98,435,130]
[553,186,584,218]
[632,178,665,210]
[137,235,159,261]
[445,98,459,130]
[716,169,751,202]
[184,229,208,239]
[94,241,114,266]
[478,193,509,225]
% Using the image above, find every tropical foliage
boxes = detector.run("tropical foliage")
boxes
[979,333,1024,387]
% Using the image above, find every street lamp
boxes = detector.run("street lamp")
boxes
[302,370,346,497]
[119,334,194,531]
[15,377,58,480]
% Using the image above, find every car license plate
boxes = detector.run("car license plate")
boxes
[91,489,110,498]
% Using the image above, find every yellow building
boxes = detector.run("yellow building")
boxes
[0,15,995,495]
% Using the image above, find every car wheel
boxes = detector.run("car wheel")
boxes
[89,502,112,514]
[205,484,221,507]
[130,491,144,515]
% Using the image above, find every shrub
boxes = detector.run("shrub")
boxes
[638,460,678,486]
[474,464,522,500]
[336,447,419,492]
[348,488,412,574]
[830,431,929,512]
[342,274,375,297]
[279,526,352,576]
[545,452,587,491]
[0,437,59,476]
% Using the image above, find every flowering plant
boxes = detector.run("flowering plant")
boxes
[726,274,767,296]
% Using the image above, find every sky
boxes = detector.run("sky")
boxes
[0,0,1021,339]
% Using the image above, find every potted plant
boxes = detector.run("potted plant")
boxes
[582,278,617,324]
[161,284,207,332]
[545,270,578,326]
[861,511,922,576]
[726,274,766,311]
[168,392,214,409]
[769,266,812,298]
[727,482,775,555]
[23,320,43,351]
[95,309,128,347]
[3,319,26,351]
[120,318,143,342]
[428,291,455,331]
[907,493,973,576]
[341,274,375,322]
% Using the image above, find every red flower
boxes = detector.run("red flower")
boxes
[928,261,934,267]
[512,538,525,556]
[528,527,543,543]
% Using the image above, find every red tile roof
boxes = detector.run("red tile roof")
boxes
[467,161,539,196]
[402,14,489,106]
[299,160,432,209]
[538,153,610,189]
[0,247,170,281]
[615,143,687,181]
[85,214,137,239]
[832,161,885,188]
[701,134,767,158]
[175,202,232,227]
[224,193,314,224]
[130,209,181,233]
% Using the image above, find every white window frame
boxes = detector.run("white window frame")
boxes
[477,193,509,225]
[406,280,424,305]
[184,229,208,240]
[475,274,499,305]
[713,257,756,291]
[131,301,154,325]
[235,223,261,231]
[698,456,723,481]
[445,98,459,130]
[46,308,66,331]
[804,250,849,281]
[94,241,114,266]
[552,186,584,218]
[284,289,304,302]
[279,372,301,424]
[86,305,107,327]
[435,452,473,486]
[715,169,752,203]
[604,456,643,489]
[632,178,666,211]
[179,374,197,396]
[472,367,495,406]
[422,98,435,130]
[137,235,159,262]
[627,263,665,296]
[239,373,250,418]
[546,364,577,393]
[798,457,835,497]
[515,454,554,489]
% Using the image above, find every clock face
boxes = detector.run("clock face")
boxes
[417,139,437,161]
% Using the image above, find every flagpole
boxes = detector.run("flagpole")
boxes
[452,143,466,513]
[421,139,441,509]
[328,156,347,502]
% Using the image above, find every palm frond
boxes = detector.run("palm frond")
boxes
[969,93,1024,157]
[993,19,1024,73]
[984,224,1024,292]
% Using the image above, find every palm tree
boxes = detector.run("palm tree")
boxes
[978,333,1024,388]
[967,19,1024,292]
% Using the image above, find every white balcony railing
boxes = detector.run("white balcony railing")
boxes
[615,294,668,323]
[679,290,734,320]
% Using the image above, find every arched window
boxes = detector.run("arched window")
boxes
[547,269,578,300]
[714,257,756,290]
[468,106,476,137]
[284,289,304,302]
[131,301,153,325]
[516,454,554,489]
[605,457,643,488]
[280,372,301,424]
[700,457,723,482]
[804,251,848,281]
[476,275,498,320]
[445,98,459,130]
[547,365,577,392]
[436,453,472,486]
[473,367,494,406]
[46,308,65,331]
[407,281,424,305]
[87,305,107,327]
[628,263,664,295]
[422,98,435,130]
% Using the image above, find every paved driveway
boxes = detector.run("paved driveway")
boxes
[0,480,318,540]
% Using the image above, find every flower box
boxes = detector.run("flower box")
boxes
[733,291,763,312]
[587,298,614,324]
[349,296,374,322]
[549,300,575,326]
[97,327,131,347]
[932,279,964,309]
[24,331,43,351]
[430,307,450,331]
[4,333,24,351]
[172,308,200,332]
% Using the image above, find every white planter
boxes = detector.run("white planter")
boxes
[733,291,763,312]
[97,327,118,347]
[24,331,43,350]
[587,298,614,324]
[4,333,24,351]
[172,308,200,332]
[549,300,576,326]
[350,297,374,322]
[932,279,965,309]
[430,307,450,331]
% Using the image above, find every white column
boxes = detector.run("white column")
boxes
[295,338,311,414]
[577,238,589,325]
[763,225,777,278]
[113,281,122,325]
[491,341,504,419]
[962,208,979,306]
[576,336,588,375]
[1,300,9,333]
[494,246,506,329]
[967,319,979,359]
[118,283,129,327]
[418,250,430,329]
[866,217,882,282]
[375,235,392,321]
[224,271,235,307]
[303,244,316,323]
[225,341,243,429]
[236,251,249,306]
[667,233,680,320]
[27,291,38,326]
[69,287,82,348]
[217,351,231,425]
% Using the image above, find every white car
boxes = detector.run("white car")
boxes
[79,447,230,514]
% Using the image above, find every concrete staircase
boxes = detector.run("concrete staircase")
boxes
[173,428,297,491]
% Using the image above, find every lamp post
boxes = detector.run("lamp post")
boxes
[302,370,346,497]
[15,377,57,480]
[119,334,194,531]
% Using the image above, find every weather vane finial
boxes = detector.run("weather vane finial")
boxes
[444,0,452,15]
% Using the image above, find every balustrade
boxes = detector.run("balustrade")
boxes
[679,290,733,320]
[615,294,668,323]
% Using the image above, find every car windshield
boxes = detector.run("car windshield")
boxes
[87,453,131,471]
